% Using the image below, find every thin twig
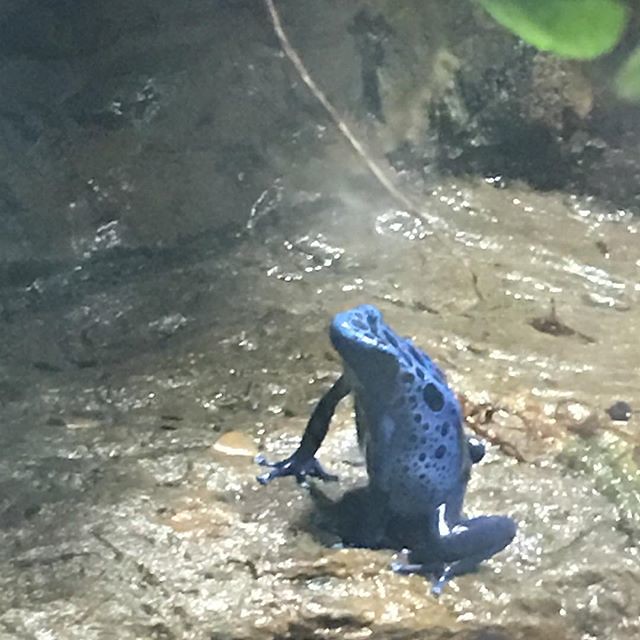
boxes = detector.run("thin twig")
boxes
[470,270,485,303]
[264,0,483,293]
[466,419,528,463]
[264,0,424,220]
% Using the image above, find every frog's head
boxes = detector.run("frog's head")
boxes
[329,305,400,391]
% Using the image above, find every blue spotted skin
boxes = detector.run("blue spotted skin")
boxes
[258,304,516,594]
[331,305,470,520]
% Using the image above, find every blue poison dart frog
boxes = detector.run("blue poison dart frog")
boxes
[257,304,516,595]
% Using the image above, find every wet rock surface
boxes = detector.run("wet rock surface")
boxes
[2,174,640,638]
[1,1,640,639]
[2,0,640,265]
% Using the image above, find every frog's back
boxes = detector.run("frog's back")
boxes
[330,305,470,518]
[384,353,469,517]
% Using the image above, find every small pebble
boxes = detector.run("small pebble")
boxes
[65,417,101,430]
[212,431,258,457]
[606,401,632,422]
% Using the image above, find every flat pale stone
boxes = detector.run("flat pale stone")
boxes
[212,431,258,458]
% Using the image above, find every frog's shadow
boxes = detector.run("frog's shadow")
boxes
[301,482,425,552]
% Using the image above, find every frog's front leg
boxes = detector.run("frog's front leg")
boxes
[257,375,350,485]
[466,436,485,464]
[394,504,516,595]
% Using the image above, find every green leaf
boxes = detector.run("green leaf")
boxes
[478,0,628,60]
[615,46,640,101]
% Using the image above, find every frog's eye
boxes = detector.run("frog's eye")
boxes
[349,317,369,332]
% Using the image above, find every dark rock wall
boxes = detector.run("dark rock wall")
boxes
[0,0,638,268]
[0,0,324,264]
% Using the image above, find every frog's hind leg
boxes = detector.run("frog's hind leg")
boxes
[429,505,516,594]
[390,552,447,595]
[391,505,516,595]
[429,529,515,595]
[257,375,350,485]
[435,509,516,565]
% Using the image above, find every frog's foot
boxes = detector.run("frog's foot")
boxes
[391,555,471,597]
[424,509,516,594]
[256,453,338,485]
[430,558,481,596]
[390,551,447,596]
[431,571,452,597]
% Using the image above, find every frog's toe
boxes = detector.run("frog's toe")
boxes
[255,453,292,485]
[390,560,425,575]
[430,571,450,597]
[390,550,440,576]
[256,467,281,485]
[255,453,272,468]
[390,554,450,596]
